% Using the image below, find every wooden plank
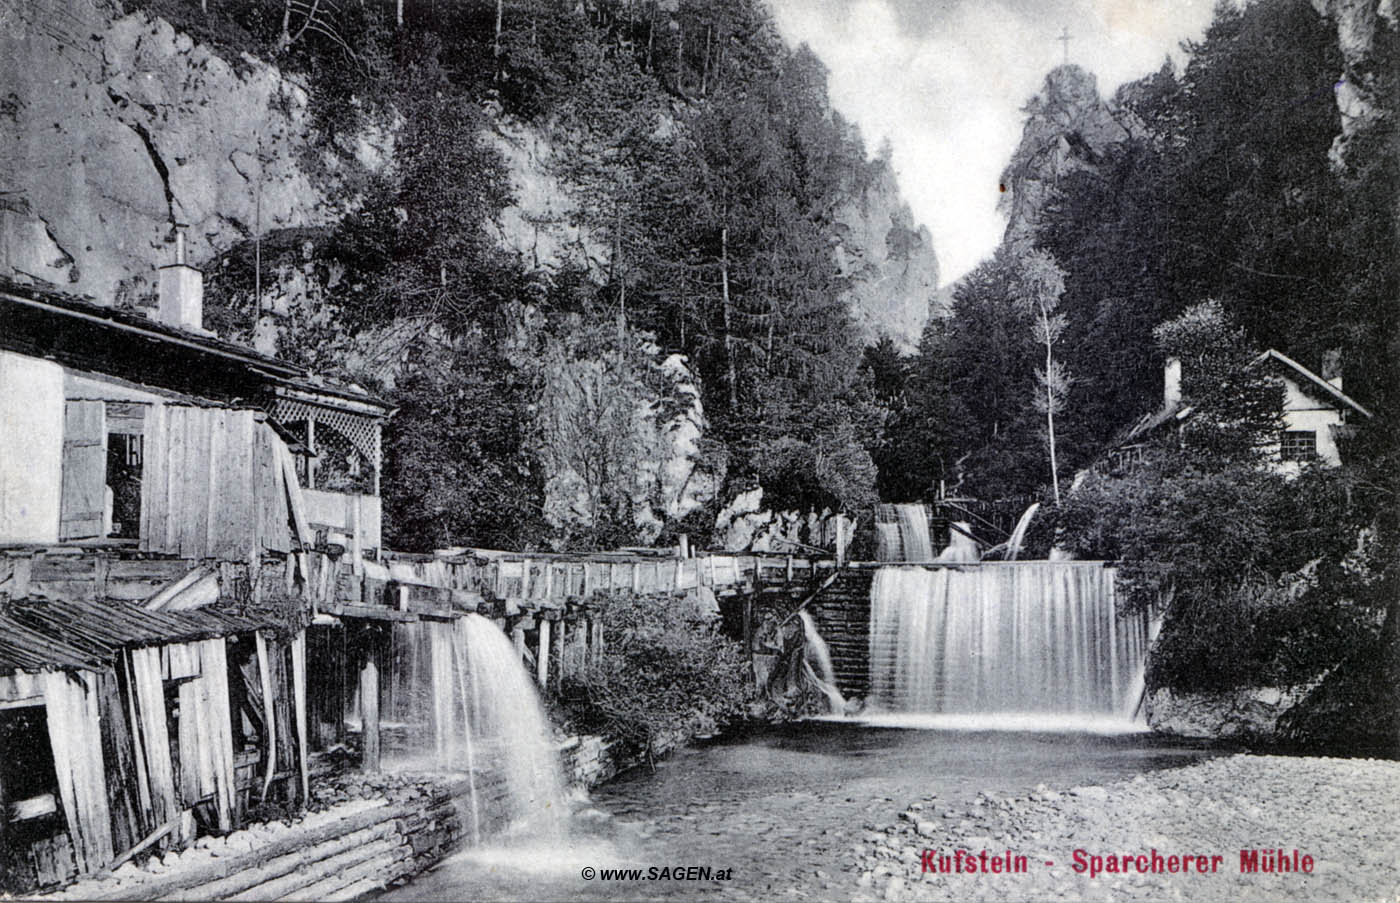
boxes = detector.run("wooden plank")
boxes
[535,619,550,688]
[59,401,106,540]
[97,670,141,855]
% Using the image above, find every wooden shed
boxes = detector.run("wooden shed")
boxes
[0,598,299,893]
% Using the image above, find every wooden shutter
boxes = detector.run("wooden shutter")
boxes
[59,401,106,540]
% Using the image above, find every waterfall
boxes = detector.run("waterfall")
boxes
[798,611,847,714]
[867,564,1149,726]
[1004,503,1040,561]
[936,522,980,562]
[388,615,567,842]
[876,503,935,561]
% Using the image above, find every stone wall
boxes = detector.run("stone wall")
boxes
[559,730,686,789]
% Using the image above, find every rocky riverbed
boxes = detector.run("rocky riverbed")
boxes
[855,754,1400,902]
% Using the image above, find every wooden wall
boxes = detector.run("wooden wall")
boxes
[140,406,293,561]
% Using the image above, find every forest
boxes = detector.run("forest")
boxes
[137,0,1397,708]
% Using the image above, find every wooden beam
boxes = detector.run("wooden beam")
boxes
[536,619,550,688]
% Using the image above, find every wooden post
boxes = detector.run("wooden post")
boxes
[678,534,689,558]
[359,631,381,773]
[553,617,567,689]
[742,593,753,657]
[512,623,527,661]
[835,515,849,567]
[544,562,553,600]
[536,619,551,688]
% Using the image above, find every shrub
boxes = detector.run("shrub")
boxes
[1054,451,1389,694]
[558,591,754,761]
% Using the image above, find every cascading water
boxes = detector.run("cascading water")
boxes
[1004,502,1039,561]
[798,611,847,714]
[876,503,935,561]
[867,564,1149,728]
[936,522,980,562]
[387,614,567,842]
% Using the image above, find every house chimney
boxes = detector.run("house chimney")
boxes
[157,224,204,332]
[1322,348,1343,392]
[1164,357,1182,409]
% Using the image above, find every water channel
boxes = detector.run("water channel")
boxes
[382,721,1219,901]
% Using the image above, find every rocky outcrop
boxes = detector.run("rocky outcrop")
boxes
[485,116,608,275]
[1309,0,1397,167]
[712,486,845,553]
[1146,684,1316,741]
[998,65,1134,251]
[0,0,375,306]
[833,160,942,350]
[537,342,721,545]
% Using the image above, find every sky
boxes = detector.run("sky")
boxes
[768,0,1218,283]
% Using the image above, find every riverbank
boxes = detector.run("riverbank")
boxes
[856,753,1400,902]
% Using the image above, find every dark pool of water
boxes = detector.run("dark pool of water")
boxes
[381,721,1221,902]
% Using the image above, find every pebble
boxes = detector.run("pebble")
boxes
[850,754,1400,903]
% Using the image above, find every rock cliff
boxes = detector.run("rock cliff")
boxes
[832,159,942,350]
[997,65,1134,251]
[0,0,375,306]
[1309,0,1397,167]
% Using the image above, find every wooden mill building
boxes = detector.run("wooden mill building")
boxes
[0,244,393,891]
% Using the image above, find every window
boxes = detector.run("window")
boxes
[58,401,145,541]
[1281,430,1317,462]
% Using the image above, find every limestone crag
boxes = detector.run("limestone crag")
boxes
[1146,685,1316,741]
[485,115,609,275]
[1310,0,1397,167]
[833,160,942,350]
[0,0,382,306]
[997,64,1134,251]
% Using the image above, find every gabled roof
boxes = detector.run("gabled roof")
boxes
[0,276,394,419]
[1253,349,1372,419]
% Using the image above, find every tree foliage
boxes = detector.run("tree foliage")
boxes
[558,590,755,757]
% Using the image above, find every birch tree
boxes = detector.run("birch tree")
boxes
[1014,249,1071,503]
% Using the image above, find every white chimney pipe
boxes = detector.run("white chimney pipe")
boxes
[158,224,205,332]
[1164,357,1182,409]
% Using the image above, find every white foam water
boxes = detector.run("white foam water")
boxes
[867,564,1149,724]
[388,614,568,843]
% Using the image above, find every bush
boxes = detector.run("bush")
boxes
[558,591,755,760]
[1054,451,1389,694]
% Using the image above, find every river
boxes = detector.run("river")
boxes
[380,721,1219,901]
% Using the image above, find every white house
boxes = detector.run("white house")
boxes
[1107,349,1372,473]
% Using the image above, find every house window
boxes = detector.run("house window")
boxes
[59,401,145,541]
[1281,430,1317,461]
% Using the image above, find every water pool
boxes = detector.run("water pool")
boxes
[381,721,1220,901]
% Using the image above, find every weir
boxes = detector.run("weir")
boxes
[866,563,1149,720]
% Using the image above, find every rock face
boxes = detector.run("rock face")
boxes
[833,160,942,350]
[485,116,609,275]
[1146,685,1314,740]
[1310,0,1397,167]
[998,65,1133,251]
[537,345,721,545]
[0,0,369,306]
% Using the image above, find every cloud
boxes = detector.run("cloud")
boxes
[769,0,1216,282]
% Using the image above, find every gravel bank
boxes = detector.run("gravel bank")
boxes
[855,754,1400,902]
